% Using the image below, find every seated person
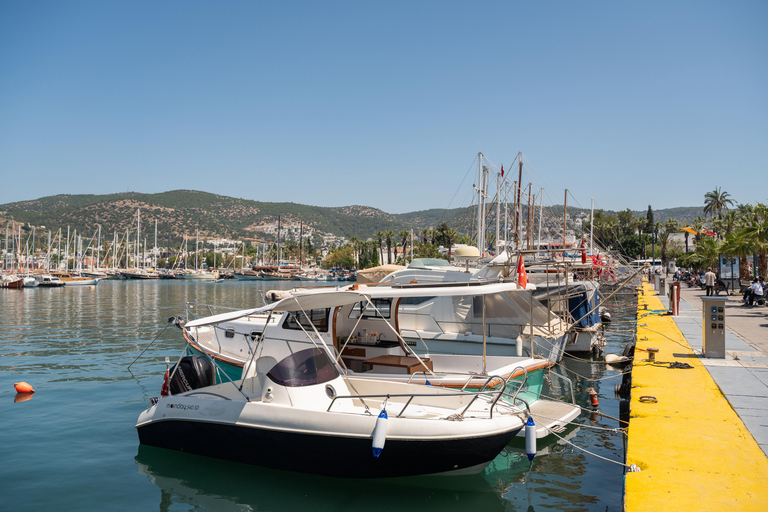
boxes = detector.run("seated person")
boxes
[745,279,764,306]
[715,277,727,295]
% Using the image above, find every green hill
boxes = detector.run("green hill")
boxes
[0,190,705,244]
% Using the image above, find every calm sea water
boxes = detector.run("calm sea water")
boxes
[0,280,634,511]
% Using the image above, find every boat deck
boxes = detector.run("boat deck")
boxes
[521,399,581,438]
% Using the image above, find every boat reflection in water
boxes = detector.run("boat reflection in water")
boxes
[135,445,511,512]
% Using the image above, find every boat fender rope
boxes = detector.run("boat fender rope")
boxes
[639,395,658,403]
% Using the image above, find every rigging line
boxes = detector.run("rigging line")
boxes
[543,425,635,468]
[442,154,482,214]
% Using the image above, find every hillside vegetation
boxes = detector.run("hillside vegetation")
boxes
[0,190,703,243]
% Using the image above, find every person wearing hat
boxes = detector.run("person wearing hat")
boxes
[704,267,716,296]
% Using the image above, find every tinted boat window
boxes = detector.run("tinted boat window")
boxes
[282,308,330,332]
[348,299,391,319]
[398,296,436,306]
[267,347,340,387]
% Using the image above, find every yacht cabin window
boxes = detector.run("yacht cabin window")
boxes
[348,298,391,320]
[282,308,330,332]
[398,296,436,306]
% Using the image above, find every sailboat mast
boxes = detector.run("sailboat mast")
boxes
[503,181,509,252]
[66,226,70,271]
[495,171,501,255]
[537,188,544,258]
[476,152,484,253]
[277,215,280,266]
[527,184,533,251]
[515,152,523,249]
[563,189,568,253]
[137,209,141,270]
[590,198,595,257]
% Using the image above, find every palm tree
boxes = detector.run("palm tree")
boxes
[660,218,678,270]
[691,216,706,244]
[703,187,735,220]
[384,230,394,265]
[695,236,723,271]
[742,203,768,279]
[398,230,410,263]
[375,231,384,266]
[348,236,359,267]
[444,228,458,260]
[721,231,753,282]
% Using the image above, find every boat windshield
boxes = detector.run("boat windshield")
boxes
[267,347,340,387]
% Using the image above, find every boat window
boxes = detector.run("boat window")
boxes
[398,296,436,306]
[267,347,340,387]
[348,298,391,319]
[282,308,330,332]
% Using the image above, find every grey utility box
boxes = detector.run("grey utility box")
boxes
[701,296,727,358]
[659,277,666,296]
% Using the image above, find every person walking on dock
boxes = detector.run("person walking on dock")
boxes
[704,267,716,296]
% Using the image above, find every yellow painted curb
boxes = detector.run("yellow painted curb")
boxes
[624,282,768,511]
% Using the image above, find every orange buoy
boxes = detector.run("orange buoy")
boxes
[589,388,599,407]
[14,382,35,394]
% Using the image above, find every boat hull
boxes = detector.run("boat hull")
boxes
[137,416,519,478]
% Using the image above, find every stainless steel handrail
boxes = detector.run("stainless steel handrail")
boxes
[326,388,507,419]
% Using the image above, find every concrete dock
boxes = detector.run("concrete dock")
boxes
[624,281,768,511]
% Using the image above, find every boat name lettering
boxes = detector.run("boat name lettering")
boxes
[166,403,199,411]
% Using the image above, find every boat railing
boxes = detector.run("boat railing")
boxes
[547,368,576,404]
[399,313,527,340]
[326,384,512,420]
[398,328,429,351]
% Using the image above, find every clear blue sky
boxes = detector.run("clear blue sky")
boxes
[1,1,765,214]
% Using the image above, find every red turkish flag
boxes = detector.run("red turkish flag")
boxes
[517,254,528,289]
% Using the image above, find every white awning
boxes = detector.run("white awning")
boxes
[185,281,540,328]
[185,290,371,328]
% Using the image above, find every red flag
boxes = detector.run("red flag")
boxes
[161,370,170,397]
[517,254,528,289]
[501,165,504,178]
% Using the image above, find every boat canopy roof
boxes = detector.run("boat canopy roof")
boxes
[407,258,454,269]
[186,281,529,328]
[355,264,405,284]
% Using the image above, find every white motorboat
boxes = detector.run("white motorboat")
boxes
[22,275,39,287]
[183,270,220,281]
[180,284,579,439]
[136,347,526,477]
[37,274,65,287]
[379,256,602,355]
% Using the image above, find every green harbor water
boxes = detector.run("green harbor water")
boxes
[0,280,634,511]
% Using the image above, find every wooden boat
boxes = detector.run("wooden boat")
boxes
[53,272,99,286]
[0,275,24,288]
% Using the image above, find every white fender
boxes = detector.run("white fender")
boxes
[371,409,388,457]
